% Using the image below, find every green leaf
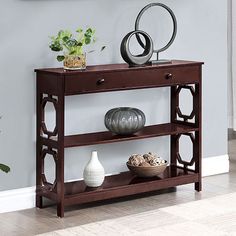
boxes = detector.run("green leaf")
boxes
[86,28,93,33]
[84,33,92,38]
[69,50,76,55]
[50,45,63,52]
[76,28,83,33]
[58,30,72,39]
[58,30,64,38]
[67,39,78,47]
[85,28,95,38]
[85,37,91,45]
[0,164,10,173]
[101,46,106,51]
[49,40,63,51]
[62,36,69,42]
[57,55,65,62]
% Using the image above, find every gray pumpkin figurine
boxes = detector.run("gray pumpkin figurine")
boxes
[104,107,146,135]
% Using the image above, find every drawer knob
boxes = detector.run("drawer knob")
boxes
[165,73,173,80]
[97,78,105,85]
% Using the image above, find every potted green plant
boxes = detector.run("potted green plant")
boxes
[49,27,105,70]
[0,163,10,173]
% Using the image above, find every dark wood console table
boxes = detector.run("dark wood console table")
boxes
[35,60,203,217]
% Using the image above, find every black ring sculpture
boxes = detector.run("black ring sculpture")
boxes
[135,3,177,63]
[120,30,153,66]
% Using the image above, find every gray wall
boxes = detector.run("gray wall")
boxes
[0,0,228,191]
[228,0,233,128]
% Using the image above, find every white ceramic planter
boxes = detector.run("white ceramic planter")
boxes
[83,151,105,187]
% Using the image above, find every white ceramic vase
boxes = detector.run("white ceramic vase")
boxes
[83,151,105,187]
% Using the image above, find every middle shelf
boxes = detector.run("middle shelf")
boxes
[40,123,199,148]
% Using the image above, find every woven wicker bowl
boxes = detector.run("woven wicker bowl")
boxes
[127,161,167,178]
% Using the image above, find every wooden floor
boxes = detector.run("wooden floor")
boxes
[1,139,236,236]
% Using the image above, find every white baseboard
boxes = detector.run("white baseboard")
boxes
[202,154,229,177]
[0,186,35,214]
[228,115,236,131]
[0,154,230,214]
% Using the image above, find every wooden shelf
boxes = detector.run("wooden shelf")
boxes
[64,123,198,148]
[38,165,199,205]
[62,165,198,206]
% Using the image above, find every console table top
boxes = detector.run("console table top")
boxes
[35,60,204,75]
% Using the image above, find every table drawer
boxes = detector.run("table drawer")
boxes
[64,65,200,95]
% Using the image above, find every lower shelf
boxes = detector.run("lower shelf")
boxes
[39,165,199,206]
